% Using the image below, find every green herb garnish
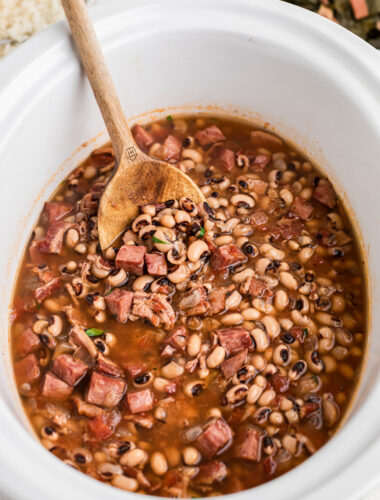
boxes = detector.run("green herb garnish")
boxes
[85,328,105,337]
[312,374,319,384]
[104,288,114,296]
[152,235,170,245]
[166,115,173,122]
[303,328,309,338]
[198,227,205,237]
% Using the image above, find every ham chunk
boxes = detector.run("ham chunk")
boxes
[41,371,73,400]
[215,327,252,356]
[251,154,271,172]
[14,354,40,383]
[145,253,167,276]
[250,210,268,227]
[96,354,124,377]
[122,362,147,379]
[126,388,154,414]
[234,425,262,462]
[349,0,369,20]
[272,220,304,241]
[218,148,235,172]
[69,325,98,359]
[132,292,176,329]
[38,221,75,254]
[292,197,314,220]
[221,349,247,379]
[196,418,233,458]
[86,372,126,408]
[43,202,73,224]
[208,287,228,315]
[270,373,290,394]
[105,289,134,323]
[313,178,337,209]
[195,125,225,146]
[51,354,88,386]
[164,325,188,351]
[87,412,120,441]
[163,469,189,498]
[251,130,284,151]
[133,124,154,152]
[239,276,273,300]
[210,244,246,271]
[72,394,104,418]
[178,285,210,316]
[162,134,182,162]
[34,277,61,303]
[238,176,268,195]
[15,328,41,357]
[116,245,147,275]
[195,461,227,485]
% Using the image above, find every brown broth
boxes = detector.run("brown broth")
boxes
[10,115,367,496]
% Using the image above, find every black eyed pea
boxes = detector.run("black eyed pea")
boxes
[107,269,127,288]
[282,434,298,455]
[168,264,190,284]
[250,328,270,352]
[232,364,256,385]
[273,344,291,366]
[98,462,123,479]
[255,257,272,276]
[47,315,63,337]
[252,298,274,315]
[274,290,289,312]
[242,308,262,321]
[207,407,222,419]
[181,149,203,164]
[71,447,93,465]
[314,312,342,328]
[254,406,272,424]
[153,228,175,253]
[225,290,242,310]
[233,223,253,238]
[180,197,198,216]
[280,188,294,206]
[133,371,154,388]
[258,388,276,407]
[224,383,248,405]
[138,224,156,241]
[269,411,285,426]
[111,475,139,492]
[331,345,349,361]
[167,240,187,265]
[187,333,201,357]
[206,346,226,368]
[161,361,184,379]
[184,380,205,397]
[40,425,59,441]
[288,360,308,380]
[305,350,324,373]
[285,409,299,425]
[132,213,152,232]
[322,393,340,427]
[65,228,80,248]
[230,193,255,209]
[187,240,209,263]
[263,363,278,377]
[279,271,299,290]
[150,451,168,476]
[246,374,267,404]
[220,312,243,326]
[119,448,148,467]
[153,377,171,392]
[335,328,353,346]
[214,235,234,246]
[175,210,192,226]
[224,217,240,233]
[318,327,335,354]
[132,275,155,292]
[298,246,314,264]
[182,446,201,466]
[160,214,176,228]
[261,315,281,339]
[33,319,48,334]
[251,354,266,372]
[231,267,254,284]
[259,243,285,261]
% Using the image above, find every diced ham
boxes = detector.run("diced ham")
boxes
[289,326,306,344]
[164,325,188,351]
[238,176,268,195]
[14,354,40,383]
[215,327,252,356]
[87,412,119,441]
[43,202,73,224]
[105,289,134,323]
[271,220,304,241]
[300,401,319,419]
[15,328,41,357]
[133,124,154,152]
[41,371,73,399]
[234,425,262,462]
[122,361,147,379]
[270,373,290,394]
[96,354,123,377]
[86,372,126,408]
[132,292,176,329]
[116,245,147,275]
[72,394,104,417]
[349,0,369,20]
[38,221,75,254]
[196,418,233,458]
[77,192,98,216]
[162,134,182,162]
[162,469,189,498]
[313,178,337,209]
[218,148,235,172]
[239,276,273,300]
[90,145,114,167]
[195,125,226,146]
[251,130,284,151]
[221,349,247,379]
[208,287,228,315]
[126,388,154,414]
[292,197,314,220]
[251,154,271,172]
[179,285,210,316]
[34,277,61,303]
[195,461,227,485]
[69,325,98,358]
[127,413,154,429]
[210,244,246,271]
[145,253,167,276]
[51,354,88,386]
[250,210,269,227]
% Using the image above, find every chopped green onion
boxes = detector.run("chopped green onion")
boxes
[152,235,169,245]
[303,328,309,337]
[85,328,105,337]
[166,115,173,122]
[104,288,114,296]
[198,227,205,237]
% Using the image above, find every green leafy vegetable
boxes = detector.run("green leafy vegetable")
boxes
[166,115,173,122]
[198,227,205,238]
[303,328,309,337]
[85,328,105,337]
[104,288,114,296]
[152,235,170,245]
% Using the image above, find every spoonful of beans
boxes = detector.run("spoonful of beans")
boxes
[61,0,205,250]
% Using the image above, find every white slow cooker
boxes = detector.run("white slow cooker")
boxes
[0,0,379,499]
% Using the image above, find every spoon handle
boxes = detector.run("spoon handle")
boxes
[61,0,136,162]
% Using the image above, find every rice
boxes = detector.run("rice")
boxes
[0,0,64,57]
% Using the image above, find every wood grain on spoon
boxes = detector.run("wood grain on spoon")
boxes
[61,0,205,249]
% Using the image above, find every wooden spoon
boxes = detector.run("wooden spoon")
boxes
[61,0,205,250]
